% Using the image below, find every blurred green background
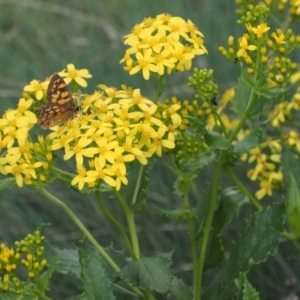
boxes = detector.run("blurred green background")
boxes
[1,0,299,299]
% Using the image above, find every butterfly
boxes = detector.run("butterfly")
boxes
[38,74,78,129]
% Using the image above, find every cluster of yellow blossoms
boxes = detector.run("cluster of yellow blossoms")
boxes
[0,231,46,293]
[0,64,182,191]
[120,13,207,79]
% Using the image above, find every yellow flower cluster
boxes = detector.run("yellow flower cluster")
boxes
[0,65,181,190]
[50,85,179,191]
[0,243,20,293]
[0,98,41,187]
[120,14,207,80]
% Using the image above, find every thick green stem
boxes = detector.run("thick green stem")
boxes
[225,166,263,211]
[95,191,136,258]
[114,191,140,260]
[195,151,227,299]
[37,187,120,271]
[132,165,144,206]
[195,85,259,299]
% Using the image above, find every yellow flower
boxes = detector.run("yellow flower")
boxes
[4,161,31,187]
[71,165,94,190]
[88,138,119,168]
[271,29,285,45]
[63,137,96,165]
[23,80,48,100]
[130,49,159,80]
[251,23,270,39]
[255,180,272,200]
[111,147,135,175]
[115,169,128,191]
[122,14,206,78]
[147,126,175,156]
[59,64,92,87]
[237,35,257,58]
[86,158,116,188]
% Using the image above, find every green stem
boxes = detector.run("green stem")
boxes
[183,193,198,295]
[37,186,119,272]
[37,187,146,299]
[114,191,141,259]
[95,191,136,258]
[52,166,74,178]
[145,290,156,300]
[225,167,263,211]
[188,220,198,295]
[132,165,144,206]
[195,151,227,299]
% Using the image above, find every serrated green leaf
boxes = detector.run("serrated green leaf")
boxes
[173,173,197,196]
[0,178,16,192]
[52,247,81,279]
[205,131,231,151]
[203,203,284,300]
[154,207,197,221]
[170,276,192,300]
[118,251,173,293]
[286,175,300,238]
[79,247,115,300]
[37,255,59,293]
[253,87,286,99]
[214,187,249,233]
[231,77,251,115]
[239,273,260,300]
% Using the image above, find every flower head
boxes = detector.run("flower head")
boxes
[121,14,207,80]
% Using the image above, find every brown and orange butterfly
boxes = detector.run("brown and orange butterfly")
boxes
[38,74,78,129]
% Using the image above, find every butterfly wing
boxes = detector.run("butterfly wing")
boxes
[38,74,78,129]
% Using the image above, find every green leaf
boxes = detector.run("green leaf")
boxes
[52,247,81,279]
[181,151,216,172]
[253,87,286,100]
[281,143,300,191]
[154,207,197,221]
[170,276,193,300]
[247,96,268,120]
[205,132,231,151]
[214,187,249,233]
[79,247,115,300]
[203,203,284,300]
[73,294,89,300]
[0,178,15,192]
[240,273,260,300]
[231,77,251,115]
[286,174,300,238]
[202,188,248,270]
[118,251,173,293]
[233,129,261,155]
[0,293,23,300]
[36,255,59,293]
[204,235,225,270]
[185,115,207,135]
